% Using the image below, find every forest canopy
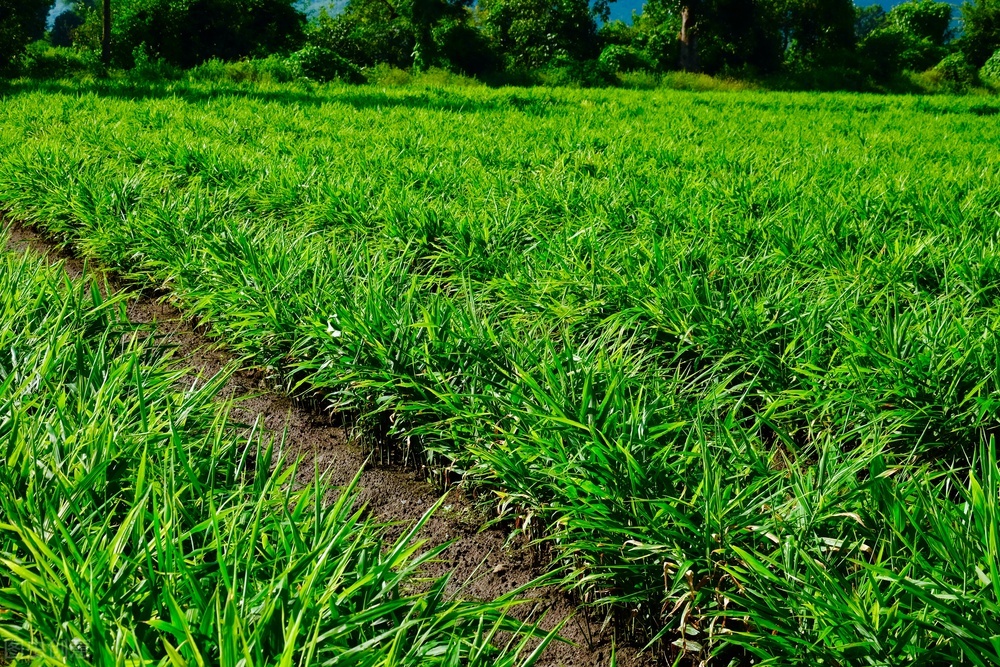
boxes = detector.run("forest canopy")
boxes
[3,0,1000,90]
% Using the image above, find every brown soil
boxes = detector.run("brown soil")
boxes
[3,219,648,667]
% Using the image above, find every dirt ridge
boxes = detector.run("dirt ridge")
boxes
[3,219,641,667]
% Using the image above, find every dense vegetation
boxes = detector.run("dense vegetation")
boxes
[1,80,1000,663]
[3,0,1000,90]
[0,224,559,665]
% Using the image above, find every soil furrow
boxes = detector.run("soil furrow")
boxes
[3,218,641,667]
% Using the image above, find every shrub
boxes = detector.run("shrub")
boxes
[0,0,50,74]
[776,64,871,92]
[187,56,299,84]
[659,70,754,91]
[287,44,363,83]
[981,49,1000,83]
[598,44,653,73]
[934,52,980,90]
[617,70,662,89]
[859,28,908,78]
[364,64,412,86]
[411,66,483,87]
[18,41,99,78]
[129,44,182,81]
[433,19,500,77]
[537,57,618,88]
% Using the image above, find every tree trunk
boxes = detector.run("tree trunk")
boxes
[101,0,111,66]
[413,24,433,71]
[678,4,698,72]
[411,0,435,72]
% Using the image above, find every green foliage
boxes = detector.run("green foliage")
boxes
[187,55,301,84]
[18,40,100,78]
[934,51,980,90]
[305,0,484,74]
[537,56,618,86]
[859,0,953,77]
[59,2,103,52]
[129,43,182,80]
[432,17,500,76]
[961,0,1000,67]
[0,0,52,74]
[982,47,1000,80]
[656,69,753,89]
[890,0,953,43]
[2,82,1000,660]
[0,234,554,665]
[860,26,911,75]
[598,44,654,72]
[288,43,364,82]
[364,62,416,84]
[308,6,415,70]
[635,0,786,75]
[779,0,857,66]
[110,0,306,68]
[598,14,678,73]
[50,5,86,47]
[0,0,984,91]
[855,4,887,40]
[726,441,1000,665]
[479,0,598,69]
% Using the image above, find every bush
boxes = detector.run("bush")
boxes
[0,0,50,75]
[129,44,182,81]
[287,44,363,83]
[306,12,412,71]
[364,63,412,86]
[934,52,980,91]
[411,67,483,87]
[537,57,618,88]
[433,19,500,77]
[909,66,947,92]
[110,0,304,69]
[617,70,662,89]
[598,44,653,72]
[187,56,299,84]
[860,28,908,78]
[981,49,1000,83]
[18,41,99,78]
[775,63,872,92]
[659,71,754,91]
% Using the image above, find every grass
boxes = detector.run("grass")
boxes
[1,79,1000,663]
[0,233,556,665]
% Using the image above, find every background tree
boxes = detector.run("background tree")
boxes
[101,0,110,64]
[431,10,498,75]
[309,1,414,70]
[678,1,697,70]
[307,0,487,72]
[108,0,305,68]
[597,17,656,72]
[778,0,856,67]
[961,0,1000,67]
[597,0,859,76]
[478,0,599,69]
[51,3,88,47]
[646,0,782,74]
[0,0,53,73]
[612,0,682,72]
[860,0,953,74]
[855,4,887,41]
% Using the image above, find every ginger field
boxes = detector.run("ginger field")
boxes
[2,79,1000,665]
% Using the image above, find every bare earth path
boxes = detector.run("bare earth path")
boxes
[4,218,644,667]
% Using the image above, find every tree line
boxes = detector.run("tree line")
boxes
[2,0,1000,88]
